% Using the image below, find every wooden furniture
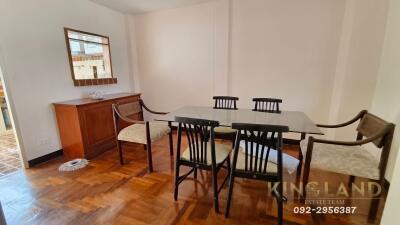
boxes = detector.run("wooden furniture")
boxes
[113,99,173,173]
[213,96,239,147]
[174,116,231,213]
[225,123,289,225]
[53,93,141,160]
[252,97,282,113]
[213,96,239,110]
[300,110,395,221]
[157,106,323,135]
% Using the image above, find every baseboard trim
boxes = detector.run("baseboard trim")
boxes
[28,149,63,167]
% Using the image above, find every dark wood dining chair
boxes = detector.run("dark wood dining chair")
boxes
[112,99,173,173]
[252,98,282,113]
[213,96,239,147]
[213,96,239,110]
[225,123,289,225]
[174,116,231,213]
[300,110,395,221]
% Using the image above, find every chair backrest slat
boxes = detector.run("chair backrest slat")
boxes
[232,123,288,175]
[176,116,219,165]
[213,96,239,110]
[252,98,282,113]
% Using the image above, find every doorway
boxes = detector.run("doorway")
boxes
[0,65,21,178]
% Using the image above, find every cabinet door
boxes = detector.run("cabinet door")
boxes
[79,101,116,158]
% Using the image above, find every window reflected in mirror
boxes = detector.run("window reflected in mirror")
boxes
[64,28,117,86]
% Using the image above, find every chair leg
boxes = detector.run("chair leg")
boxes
[174,162,180,201]
[225,175,235,218]
[301,162,311,204]
[146,143,154,173]
[117,140,124,165]
[226,155,231,173]
[348,176,355,188]
[277,180,284,225]
[194,168,197,179]
[296,152,303,185]
[297,133,305,185]
[211,167,220,213]
[168,132,174,156]
[277,198,283,225]
[368,181,382,221]
[368,198,379,221]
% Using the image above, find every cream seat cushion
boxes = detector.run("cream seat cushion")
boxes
[118,121,170,144]
[181,143,231,165]
[236,148,278,173]
[300,139,380,180]
[214,126,236,134]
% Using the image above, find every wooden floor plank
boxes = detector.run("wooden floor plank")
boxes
[0,134,385,225]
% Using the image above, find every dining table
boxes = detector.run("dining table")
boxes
[156,106,323,135]
[156,106,323,223]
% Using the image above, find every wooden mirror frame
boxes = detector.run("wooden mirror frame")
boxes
[64,27,117,86]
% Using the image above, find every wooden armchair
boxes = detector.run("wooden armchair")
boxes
[112,99,173,172]
[300,110,395,221]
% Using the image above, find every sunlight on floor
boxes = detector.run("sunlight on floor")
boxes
[0,132,20,178]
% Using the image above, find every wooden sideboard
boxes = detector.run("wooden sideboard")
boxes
[53,93,142,159]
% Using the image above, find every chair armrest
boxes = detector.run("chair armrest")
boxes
[310,127,388,146]
[316,110,367,128]
[140,99,169,115]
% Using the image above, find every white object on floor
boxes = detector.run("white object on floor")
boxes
[58,159,89,172]
[239,141,299,174]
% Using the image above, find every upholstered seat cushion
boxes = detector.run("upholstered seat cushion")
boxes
[300,139,380,180]
[181,143,231,165]
[214,126,236,134]
[236,148,278,173]
[118,121,170,144]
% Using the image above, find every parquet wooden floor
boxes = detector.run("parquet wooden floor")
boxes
[0,134,386,225]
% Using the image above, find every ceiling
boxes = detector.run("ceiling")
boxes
[90,0,216,14]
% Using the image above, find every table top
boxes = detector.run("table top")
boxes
[157,106,323,135]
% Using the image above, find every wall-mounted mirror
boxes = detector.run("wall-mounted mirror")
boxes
[64,28,117,86]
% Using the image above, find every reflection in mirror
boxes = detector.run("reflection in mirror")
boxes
[64,28,117,86]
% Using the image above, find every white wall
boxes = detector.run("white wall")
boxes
[133,0,346,123]
[229,0,345,122]
[381,147,400,224]
[370,0,400,181]
[378,0,400,210]
[328,0,389,141]
[131,0,399,181]
[0,0,134,161]
[133,2,218,111]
